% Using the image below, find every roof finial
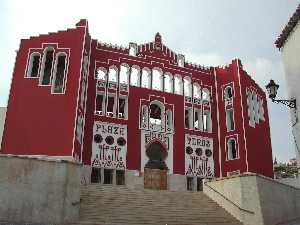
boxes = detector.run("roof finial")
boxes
[155,32,162,44]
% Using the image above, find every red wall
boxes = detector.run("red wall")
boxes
[1,21,86,156]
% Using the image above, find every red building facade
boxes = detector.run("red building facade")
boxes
[1,20,273,186]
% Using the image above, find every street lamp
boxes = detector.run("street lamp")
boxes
[265,79,296,109]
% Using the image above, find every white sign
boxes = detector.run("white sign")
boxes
[92,122,127,170]
[185,134,214,177]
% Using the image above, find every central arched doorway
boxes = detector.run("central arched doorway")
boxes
[144,141,168,190]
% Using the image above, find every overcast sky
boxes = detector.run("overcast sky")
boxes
[0,0,299,163]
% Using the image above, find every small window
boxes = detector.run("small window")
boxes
[107,95,116,117]
[227,138,238,160]
[224,86,233,100]
[52,53,67,93]
[27,53,40,77]
[185,108,193,129]
[197,177,203,191]
[40,48,54,85]
[95,93,104,114]
[226,109,234,131]
[118,96,127,119]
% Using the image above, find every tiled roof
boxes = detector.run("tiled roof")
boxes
[275,3,300,49]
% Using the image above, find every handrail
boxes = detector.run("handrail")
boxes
[204,182,255,214]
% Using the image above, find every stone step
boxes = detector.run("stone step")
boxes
[78,185,242,225]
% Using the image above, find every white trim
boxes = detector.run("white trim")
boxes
[80,40,92,163]
[236,59,249,171]
[225,134,240,161]
[39,47,55,86]
[213,68,222,178]
[25,52,41,78]
[51,52,70,94]
[71,26,87,161]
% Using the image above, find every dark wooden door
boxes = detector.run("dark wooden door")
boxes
[144,168,167,190]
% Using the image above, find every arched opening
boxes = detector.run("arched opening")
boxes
[193,83,201,99]
[152,67,163,91]
[141,67,151,88]
[183,76,192,97]
[227,138,237,160]
[145,141,168,170]
[224,86,233,100]
[97,67,107,80]
[119,64,129,84]
[52,53,67,93]
[164,72,173,93]
[202,88,210,102]
[130,65,140,86]
[27,52,40,77]
[108,66,118,82]
[40,47,54,85]
[174,74,183,95]
[150,103,162,125]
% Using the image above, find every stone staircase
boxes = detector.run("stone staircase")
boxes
[76,184,242,225]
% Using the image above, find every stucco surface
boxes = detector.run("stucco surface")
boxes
[282,21,300,168]
[204,173,300,225]
[0,107,6,149]
[0,155,81,224]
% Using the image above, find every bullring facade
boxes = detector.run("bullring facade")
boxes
[1,20,273,190]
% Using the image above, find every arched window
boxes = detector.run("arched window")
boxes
[130,65,140,86]
[119,64,129,84]
[97,67,107,80]
[152,67,163,91]
[183,76,192,97]
[52,53,67,93]
[108,66,118,82]
[194,109,203,131]
[141,67,151,88]
[193,83,201,99]
[164,72,173,93]
[174,75,183,95]
[203,109,212,132]
[150,103,163,125]
[224,86,233,100]
[226,109,234,131]
[27,52,40,77]
[40,48,54,85]
[166,109,173,130]
[202,88,210,102]
[227,138,237,160]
